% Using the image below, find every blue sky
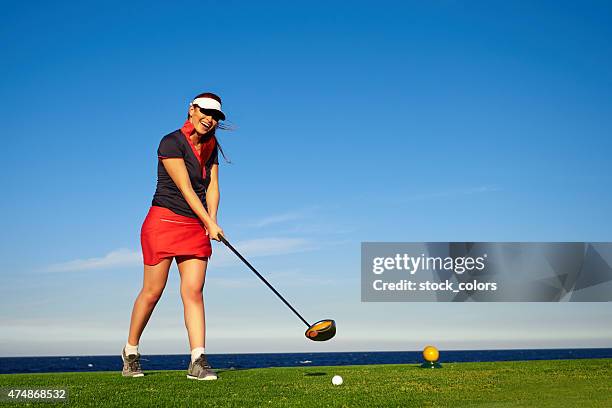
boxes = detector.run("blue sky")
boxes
[1,1,611,356]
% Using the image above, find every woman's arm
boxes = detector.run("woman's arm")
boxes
[206,164,220,222]
[160,158,224,240]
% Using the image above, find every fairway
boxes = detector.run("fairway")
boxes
[1,359,610,407]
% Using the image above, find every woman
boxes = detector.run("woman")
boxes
[121,92,227,380]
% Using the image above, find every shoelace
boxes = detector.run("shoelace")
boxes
[194,354,211,369]
[127,355,142,372]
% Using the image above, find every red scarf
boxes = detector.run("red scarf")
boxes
[180,120,217,178]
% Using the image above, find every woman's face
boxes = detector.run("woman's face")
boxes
[189,105,218,136]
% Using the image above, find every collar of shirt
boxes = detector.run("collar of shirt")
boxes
[181,120,202,164]
[180,120,217,180]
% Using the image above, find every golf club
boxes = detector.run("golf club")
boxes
[218,234,336,342]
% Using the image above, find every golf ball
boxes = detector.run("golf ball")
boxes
[332,375,343,386]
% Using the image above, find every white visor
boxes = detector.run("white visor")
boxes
[191,97,225,120]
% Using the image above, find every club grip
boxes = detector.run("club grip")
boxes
[218,233,229,246]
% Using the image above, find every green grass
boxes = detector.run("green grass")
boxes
[1,359,611,407]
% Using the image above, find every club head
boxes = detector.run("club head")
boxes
[305,319,336,341]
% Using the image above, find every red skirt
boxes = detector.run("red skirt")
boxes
[140,206,212,266]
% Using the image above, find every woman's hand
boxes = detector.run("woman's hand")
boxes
[207,222,224,241]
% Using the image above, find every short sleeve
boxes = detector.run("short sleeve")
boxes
[157,133,185,159]
[205,143,219,166]
[211,144,219,165]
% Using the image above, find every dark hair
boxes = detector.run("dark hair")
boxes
[188,92,232,163]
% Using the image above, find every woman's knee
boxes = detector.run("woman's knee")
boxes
[140,287,164,304]
[180,285,203,303]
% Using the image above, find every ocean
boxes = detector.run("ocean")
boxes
[1,348,611,374]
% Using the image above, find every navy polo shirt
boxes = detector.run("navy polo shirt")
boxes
[152,129,219,219]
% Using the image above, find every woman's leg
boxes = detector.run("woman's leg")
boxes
[127,258,173,345]
[176,256,208,350]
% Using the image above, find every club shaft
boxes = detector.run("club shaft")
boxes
[219,235,311,328]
